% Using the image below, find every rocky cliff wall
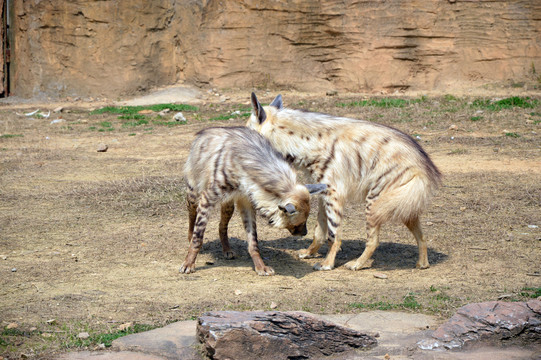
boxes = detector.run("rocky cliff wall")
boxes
[9,0,541,98]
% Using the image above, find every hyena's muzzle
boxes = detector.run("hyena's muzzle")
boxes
[288,223,308,236]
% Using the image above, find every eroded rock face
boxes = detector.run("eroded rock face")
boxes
[9,0,541,98]
[418,300,541,350]
[197,311,377,360]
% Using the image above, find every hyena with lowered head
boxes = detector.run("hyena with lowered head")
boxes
[180,126,325,276]
[247,93,442,271]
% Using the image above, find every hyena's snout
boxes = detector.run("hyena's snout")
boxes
[289,223,308,236]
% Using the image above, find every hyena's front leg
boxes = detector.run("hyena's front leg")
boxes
[298,196,327,259]
[405,217,430,269]
[218,200,236,259]
[180,192,215,274]
[238,199,274,276]
[344,197,381,270]
[314,191,344,271]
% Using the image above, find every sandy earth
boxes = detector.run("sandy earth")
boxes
[0,87,540,358]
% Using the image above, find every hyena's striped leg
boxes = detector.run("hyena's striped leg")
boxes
[314,192,344,271]
[186,185,198,243]
[344,223,381,271]
[405,217,430,269]
[180,192,215,274]
[344,194,382,270]
[298,197,327,259]
[218,200,236,259]
[237,199,274,276]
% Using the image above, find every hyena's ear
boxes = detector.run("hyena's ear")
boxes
[278,203,297,215]
[251,92,266,124]
[269,94,283,109]
[305,183,327,195]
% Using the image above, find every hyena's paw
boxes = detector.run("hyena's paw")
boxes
[298,249,316,259]
[179,262,196,274]
[313,262,334,271]
[223,250,236,260]
[344,258,373,271]
[255,266,275,276]
[416,261,430,270]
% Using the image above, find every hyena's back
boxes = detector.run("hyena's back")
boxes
[257,108,441,224]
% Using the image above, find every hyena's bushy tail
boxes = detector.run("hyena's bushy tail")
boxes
[370,172,440,226]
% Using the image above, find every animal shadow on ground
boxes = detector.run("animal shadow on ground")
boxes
[271,237,448,271]
[194,237,316,277]
[195,236,447,276]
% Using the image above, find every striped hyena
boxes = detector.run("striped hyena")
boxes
[247,93,442,271]
[180,126,325,276]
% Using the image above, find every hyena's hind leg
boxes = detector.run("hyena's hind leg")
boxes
[186,185,198,243]
[218,200,236,259]
[405,217,429,269]
[180,191,217,274]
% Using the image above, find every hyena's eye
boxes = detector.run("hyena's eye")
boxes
[268,219,275,225]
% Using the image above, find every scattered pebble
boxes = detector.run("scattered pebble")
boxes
[53,106,63,113]
[29,327,37,332]
[460,207,466,211]
[11,268,16,272]
[173,112,186,122]
[0,255,6,260]
[270,302,278,309]
[46,319,56,325]
[158,109,170,116]
[78,332,90,339]
[234,289,242,296]
[6,323,18,329]
[50,119,65,125]
[527,225,538,229]
[426,221,434,226]
[205,260,214,265]
[448,124,458,131]
[450,136,455,140]
[97,143,108,152]
[98,343,106,349]
[326,90,338,96]
[373,273,388,279]
[137,109,154,115]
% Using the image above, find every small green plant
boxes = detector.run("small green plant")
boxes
[444,94,458,102]
[209,111,251,122]
[520,287,541,298]
[122,119,149,128]
[470,116,482,121]
[472,97,538,111]
[90,104,198,116]
[448,148,468,155]
[118,114,146,121]
[505,132,520,138]
[0,134,23,138]
[338,98,419,108]
[349,293,421,311]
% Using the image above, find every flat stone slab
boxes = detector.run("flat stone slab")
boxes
[197,311,377,360]
[111,320,199,360]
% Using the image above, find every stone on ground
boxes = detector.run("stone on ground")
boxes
[197,311,377,360]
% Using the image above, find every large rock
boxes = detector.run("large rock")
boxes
[197,311,377,360]
[7,1,541,98]
[418,300,541,350]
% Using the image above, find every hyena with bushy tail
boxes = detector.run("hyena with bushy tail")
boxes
[180,126,325,276]
[247,93,442,271]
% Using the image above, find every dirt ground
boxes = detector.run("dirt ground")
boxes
[1,89,540,358]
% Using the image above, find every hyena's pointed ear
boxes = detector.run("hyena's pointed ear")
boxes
[305,183,327,195]
[269,94,283,109]
[279,203,297,215]
[251,92,266,124]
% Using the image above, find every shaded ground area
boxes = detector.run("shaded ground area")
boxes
[0,89,540,358]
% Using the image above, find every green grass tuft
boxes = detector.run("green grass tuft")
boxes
[472,97,538,111]
[0,134,23,139]
[338,98,423,108]
[90,104,198,116]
